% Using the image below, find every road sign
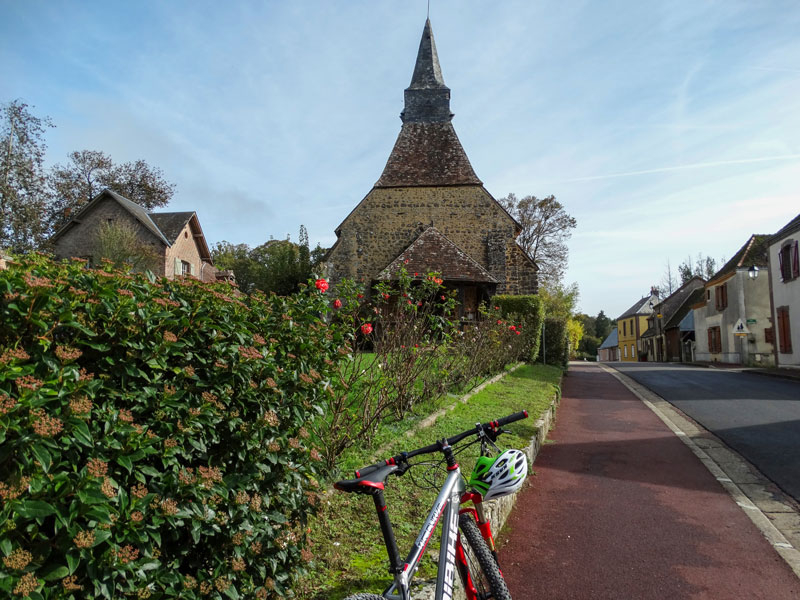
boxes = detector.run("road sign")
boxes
[747,318,757,324]
[733,318,750,337]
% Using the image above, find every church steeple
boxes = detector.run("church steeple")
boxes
[401,19,453,123]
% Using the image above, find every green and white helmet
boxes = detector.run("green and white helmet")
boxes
[468,449,528,501]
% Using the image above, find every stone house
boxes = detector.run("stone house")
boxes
[617,289,660,361]
[693,234,774,366]
[325,19,538,317]
[767,213,800,367]
[51,189,231,283]
[641,277,705,362]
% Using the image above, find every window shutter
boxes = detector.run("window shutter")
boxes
[765,327,774,345]
[189,262,196,277]
[173,257,181,277]
[722,283,728,308]
[793,241,799,278]
[708,328,713,351]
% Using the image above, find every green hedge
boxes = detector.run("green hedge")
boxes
[0,255,345,599]
[542,316,569,369]
[491,295,544,363]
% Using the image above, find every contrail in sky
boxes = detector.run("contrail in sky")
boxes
[558,154,800,183]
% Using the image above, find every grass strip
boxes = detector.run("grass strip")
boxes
[296,363,562,599]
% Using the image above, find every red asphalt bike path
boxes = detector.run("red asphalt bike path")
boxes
[498,363,799,599]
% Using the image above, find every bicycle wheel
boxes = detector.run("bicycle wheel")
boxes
[342,595,384,600]
[457,513,512,600]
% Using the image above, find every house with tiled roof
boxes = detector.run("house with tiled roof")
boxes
[326,19,538,317]
[693,234,774,365]
[641,277,706,362]
[617,289,660,361]
[51,189,231,283]
[767,213,800,366]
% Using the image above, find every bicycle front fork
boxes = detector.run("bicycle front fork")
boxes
[459,492,500,566]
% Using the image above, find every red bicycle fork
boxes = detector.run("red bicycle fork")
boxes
[457,492,503,600]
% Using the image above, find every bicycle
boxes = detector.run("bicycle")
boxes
[334,410,530,600]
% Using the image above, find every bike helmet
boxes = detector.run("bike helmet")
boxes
[468,449,528,501]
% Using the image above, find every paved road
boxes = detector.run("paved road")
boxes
[611,362,800,502]
[499,363,799,599]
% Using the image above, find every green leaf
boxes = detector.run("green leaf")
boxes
[41,564,70,581]
[116,455,133,474]
[66,551,80,575]
[30,444,52,473]
[71,420,93,446]
[16,500,57,518]
[0,537,12,556]
[93,530,112,547]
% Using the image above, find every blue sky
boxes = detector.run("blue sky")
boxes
[2,1,799,319]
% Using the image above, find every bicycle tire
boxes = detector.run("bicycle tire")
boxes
[457,513,512,600]
[342,595,385,600]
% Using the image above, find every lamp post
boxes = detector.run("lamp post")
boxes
[748,265,759,280]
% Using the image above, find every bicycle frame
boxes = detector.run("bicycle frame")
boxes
[378,466,464,600]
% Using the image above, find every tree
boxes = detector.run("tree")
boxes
[498,193,577,288]
[48,150,175,233]
[211,242,266,294]
[595,310,613,340]
[660,259,678,297]
[93,220,160,272]
[678,253,723,284]
[539,281,579,320]
[0,100,53,252]
[211,226,328,295]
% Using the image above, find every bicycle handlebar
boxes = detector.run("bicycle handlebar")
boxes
[353,410,528,478]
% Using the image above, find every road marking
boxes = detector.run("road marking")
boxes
[599,364,800,580]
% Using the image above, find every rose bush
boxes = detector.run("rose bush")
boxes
[0,255,348,599]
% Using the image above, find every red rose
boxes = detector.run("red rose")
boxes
[315,279,329,293]
[515,331,521,335]
[361,323,373,335]
[333,299,342,309]
[382,293,390,300]
[414,272,418,277]
[417,301,422,307]
[509,325,516,331]
[497,320,502,325]
[357,293,364,299]
[440,295,445,300]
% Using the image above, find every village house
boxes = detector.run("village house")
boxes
[50,189,232,283]
[767,213,800,367]
[325,19,538,317]
[617,288,660,361]
[692,234,774,366]
[641,277,705,362]
[597,327,620,362]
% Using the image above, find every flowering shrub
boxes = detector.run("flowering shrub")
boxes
[0,254,347,598]
[312,270,526,469]
[491,294,545,362]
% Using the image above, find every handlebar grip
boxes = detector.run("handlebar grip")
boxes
[487,410,529,430]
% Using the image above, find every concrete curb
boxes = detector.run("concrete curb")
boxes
[411,379,561,599]
[600,363,800,580]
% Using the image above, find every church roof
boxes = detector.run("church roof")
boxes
[377,226,498,283]
[375,19,481,187]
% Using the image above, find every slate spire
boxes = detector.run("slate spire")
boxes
[401,19,453,123]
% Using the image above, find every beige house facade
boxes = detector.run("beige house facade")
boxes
[51,189,228,283]
[693,235,774,366]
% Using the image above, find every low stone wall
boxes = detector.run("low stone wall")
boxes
[411,389,561,599]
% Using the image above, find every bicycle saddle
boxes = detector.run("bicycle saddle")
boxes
[334,464,398,495]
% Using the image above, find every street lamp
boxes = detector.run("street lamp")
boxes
[748,265,759,280]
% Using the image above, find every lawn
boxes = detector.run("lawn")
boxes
[295,363,562,599]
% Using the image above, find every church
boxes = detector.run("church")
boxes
[326,19,538,316]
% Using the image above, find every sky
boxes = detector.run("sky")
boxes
[2,0,799,319]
